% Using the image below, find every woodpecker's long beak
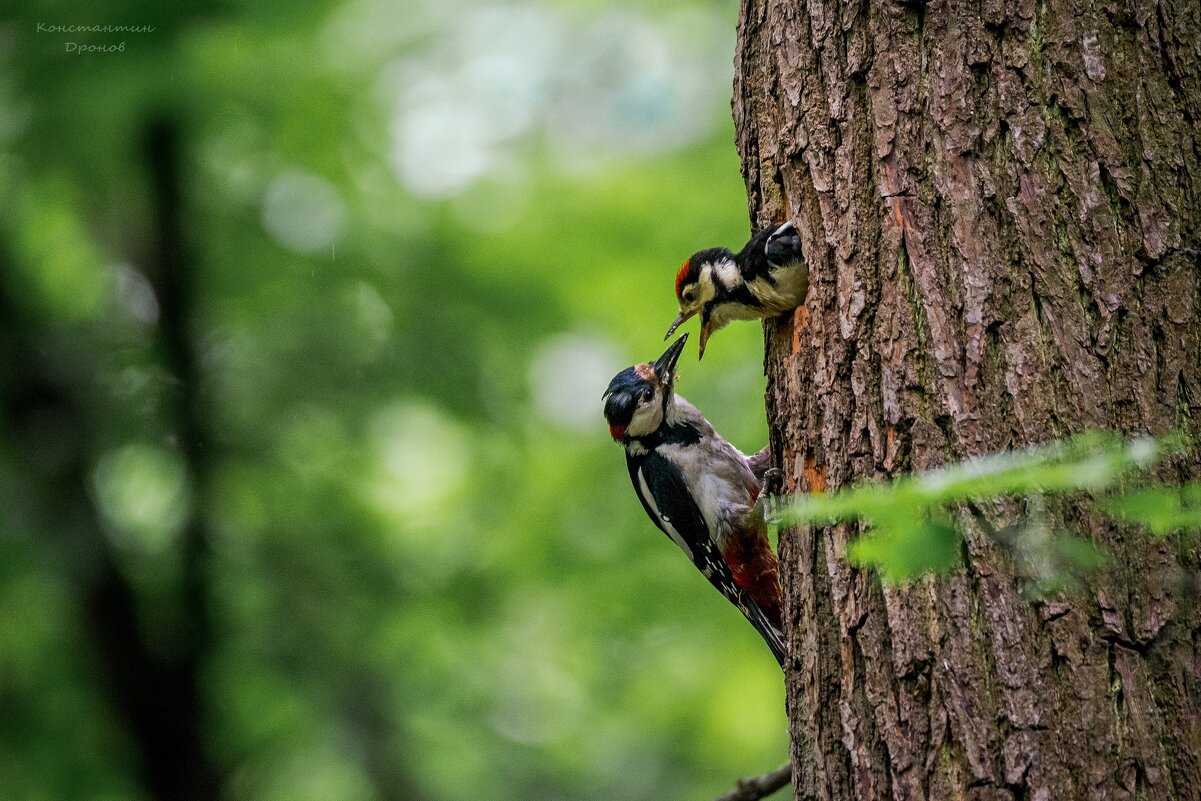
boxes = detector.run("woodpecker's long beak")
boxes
[664,309,695,340]
[653,333,688,384]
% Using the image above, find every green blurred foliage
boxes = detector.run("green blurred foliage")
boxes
[0,1,787,800]
[1103,482,1201,536]
[784,432,1196,587]
[847,517,960,584]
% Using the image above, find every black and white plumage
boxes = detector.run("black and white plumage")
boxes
[603,334,786,665]
[666,220,808,358]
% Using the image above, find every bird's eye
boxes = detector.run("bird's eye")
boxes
[639,388,653,402]
[682,288,695,303]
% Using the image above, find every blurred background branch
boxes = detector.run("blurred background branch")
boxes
[711,761,791,801]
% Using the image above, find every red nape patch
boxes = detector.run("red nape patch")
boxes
[674,258,691,298]
[608,423,627,441]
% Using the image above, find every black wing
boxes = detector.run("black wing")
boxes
[736,221,802,284]
[626,452,786,665]
[763,221,801,266]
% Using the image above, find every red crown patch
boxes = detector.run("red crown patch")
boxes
[674,258,691,298]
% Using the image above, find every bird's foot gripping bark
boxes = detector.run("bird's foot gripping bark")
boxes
[748,467,786,529]
[761,466,784,498]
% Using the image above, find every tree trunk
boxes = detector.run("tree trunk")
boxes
[733,1,1201,798]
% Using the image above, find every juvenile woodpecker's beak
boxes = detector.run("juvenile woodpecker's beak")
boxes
[653,333,688,384]
[664,309,695,340]
[697,321,712,360]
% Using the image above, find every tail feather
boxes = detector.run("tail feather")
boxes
[723,524,784,658]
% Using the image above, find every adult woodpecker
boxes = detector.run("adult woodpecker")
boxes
[666,220,807,358]
[602,333,786,665]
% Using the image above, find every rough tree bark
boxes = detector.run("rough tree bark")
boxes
[733,1,1201,798]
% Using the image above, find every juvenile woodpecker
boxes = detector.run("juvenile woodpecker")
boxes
[666,220,807,358]
[602,333,786,664]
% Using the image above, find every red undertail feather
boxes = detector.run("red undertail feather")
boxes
[723,530,783,628]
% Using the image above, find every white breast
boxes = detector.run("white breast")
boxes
[659,436,757,548]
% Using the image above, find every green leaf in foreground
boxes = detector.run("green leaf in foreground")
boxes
[847,517,961,583]
[783,433,1166,528]
[780,432,1186,585]
[1103,482,1201,536]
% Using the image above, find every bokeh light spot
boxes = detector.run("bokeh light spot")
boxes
[261,171,346,254]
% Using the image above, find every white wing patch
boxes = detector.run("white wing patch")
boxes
[713,257,740,290]
[637,466,693,561]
